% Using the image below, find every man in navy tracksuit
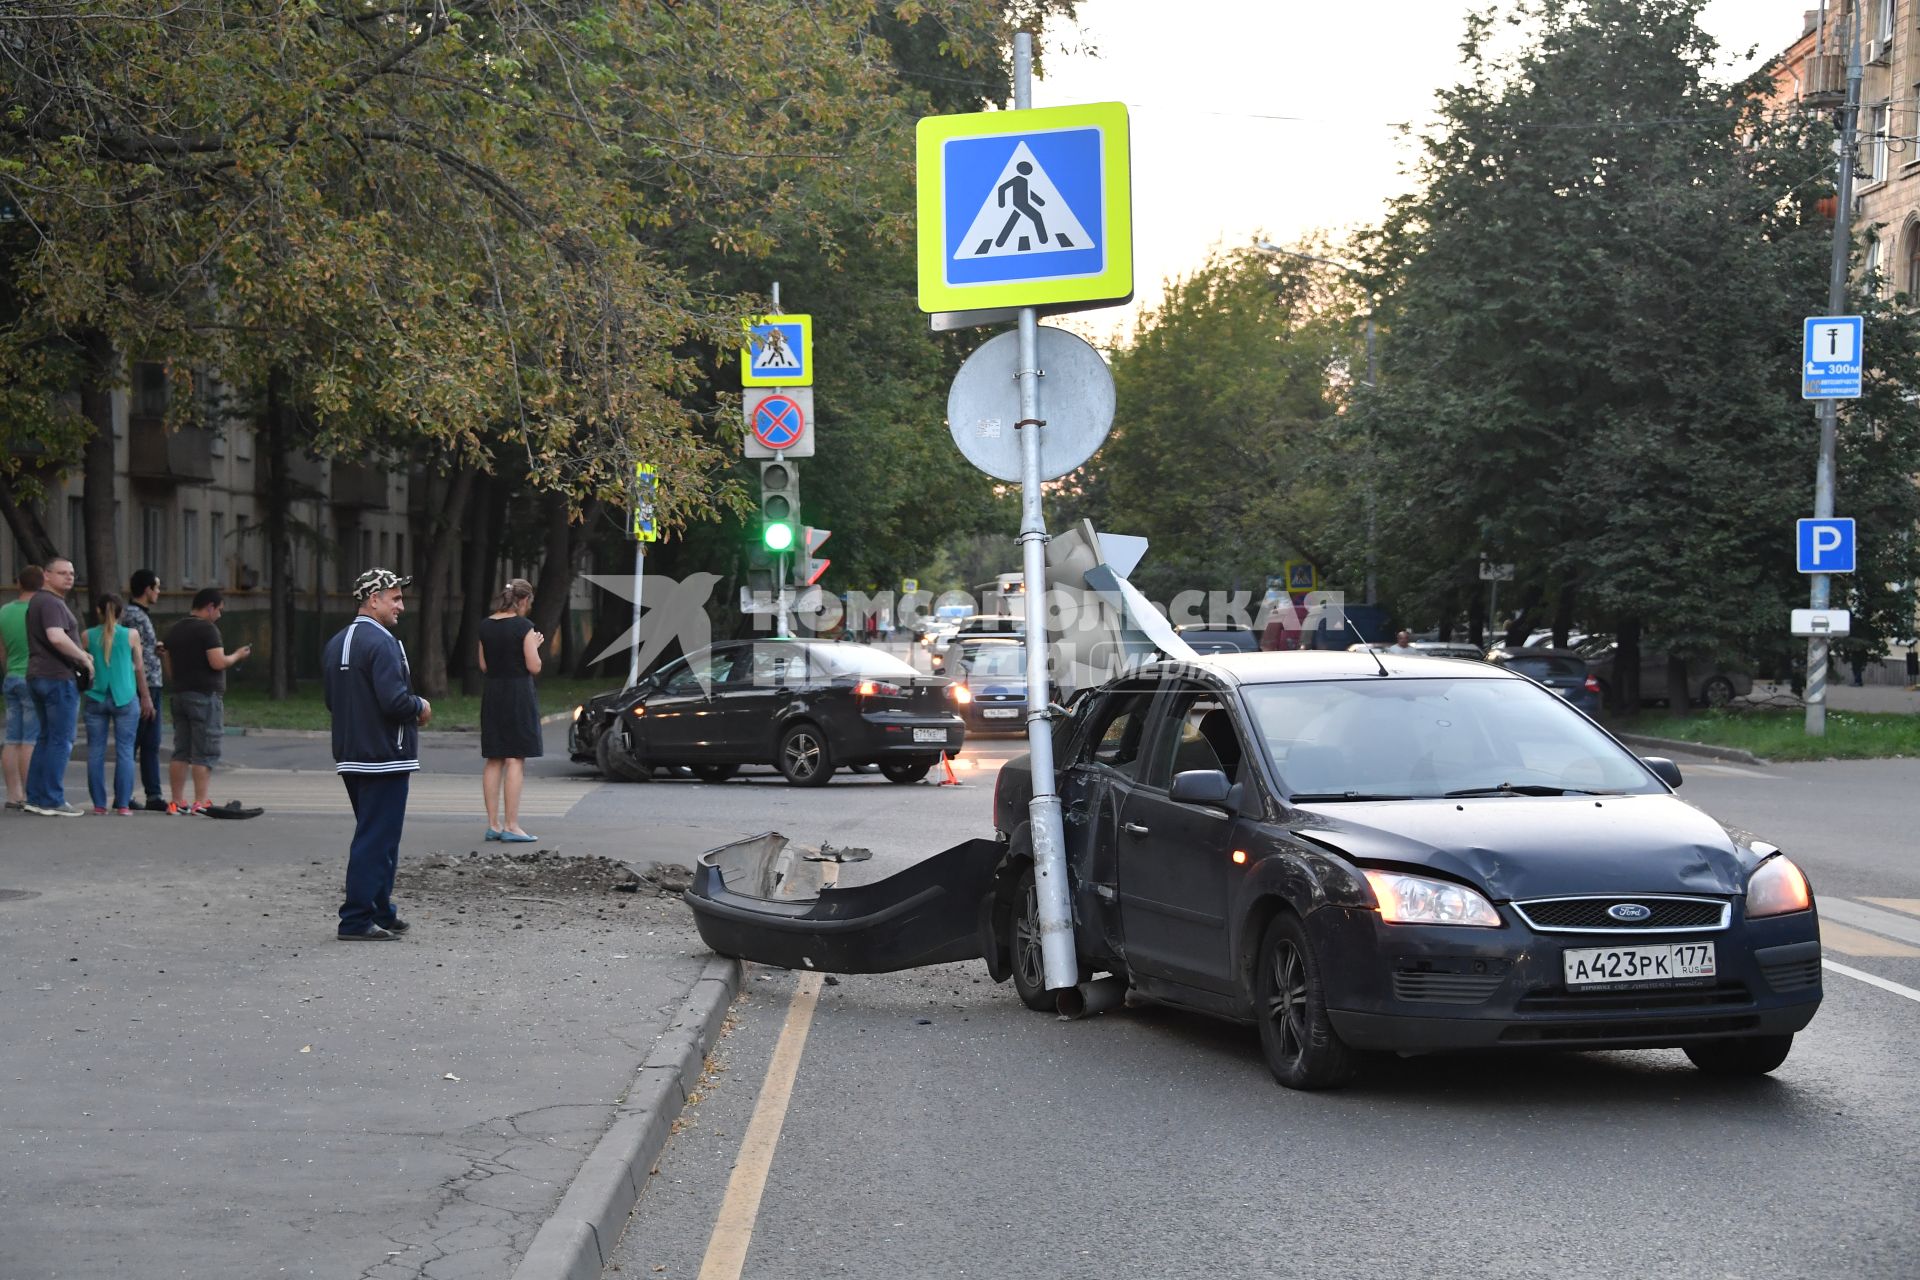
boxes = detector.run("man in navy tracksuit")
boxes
[323,569,433,940]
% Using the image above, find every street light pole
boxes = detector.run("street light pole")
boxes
[1807,4,1862,737]
[1254,241,1378,604]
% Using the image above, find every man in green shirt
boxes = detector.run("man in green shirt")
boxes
[0,564,44,811]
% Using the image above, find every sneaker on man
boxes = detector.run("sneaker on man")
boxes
[144,798,168,813]
[35,803,83,818]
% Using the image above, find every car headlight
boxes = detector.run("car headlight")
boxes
[949,684,973,704]
[1746,855,1811,918]
[1363,870,1502,927]
[571,705,583,722]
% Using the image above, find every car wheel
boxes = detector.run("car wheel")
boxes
[776,723,834,787]
[596,730,650,783]
[1009,865,1054,1011]
[1683,1034,1793,1076]
[880,759,934,784]
[1701,676,1735,709]
[693,764,738,783]
[1255,912,1358,1090]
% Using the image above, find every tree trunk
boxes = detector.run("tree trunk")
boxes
[1467,582,1486,650]
[414,465,477,700]
[564,499,605,676]
[1502,584,1542,649]
[0,489,57,565]
[454,471,501,696]
[530,491,574,667]
[1613,615,1642,715]
[1666,654,1692,718]
[263,370,297,699]
[1551,580,1577,649]
[79,332,118,610]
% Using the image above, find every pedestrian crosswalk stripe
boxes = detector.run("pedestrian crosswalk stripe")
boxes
[1817,920,1920,958]
[1863,897,1920,918]
[1820,896,1920,948]
[1822,959,1920,1005]
[951,141,1095,261]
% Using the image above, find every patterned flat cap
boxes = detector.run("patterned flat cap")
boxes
[352,567,414,601]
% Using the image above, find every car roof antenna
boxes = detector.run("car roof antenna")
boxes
[1346,617,1390,677]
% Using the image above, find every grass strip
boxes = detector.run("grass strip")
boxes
[1620,708,1920,761]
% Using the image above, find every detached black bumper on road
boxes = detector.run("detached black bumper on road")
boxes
[685,832,1001,974]
[1309,904,1823,1052]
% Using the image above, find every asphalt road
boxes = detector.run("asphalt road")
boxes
[606,752,1920,1280]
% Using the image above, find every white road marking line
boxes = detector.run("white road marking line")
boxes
[1822,959,1920,1005]
[1682,763,1777,779]
[696,970,824,1280]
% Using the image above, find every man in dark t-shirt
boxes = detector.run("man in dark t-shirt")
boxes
[23,557,93,816]
[162,587,250,814]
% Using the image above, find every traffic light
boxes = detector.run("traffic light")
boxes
[759,460,799,552]
[799,526,832,587]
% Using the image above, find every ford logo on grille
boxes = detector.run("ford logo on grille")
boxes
[1607,903,1653,922]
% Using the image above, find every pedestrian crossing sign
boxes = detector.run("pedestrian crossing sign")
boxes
[916,103,1132,314]
[742,314,812,387]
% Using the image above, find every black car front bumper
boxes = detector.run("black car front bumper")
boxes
[685,832,1002,973]
[1310,905,1823,1051]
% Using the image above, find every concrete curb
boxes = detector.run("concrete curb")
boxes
[1615,733,1769,767]
[230,712,570,739]
[511,955,742,1280]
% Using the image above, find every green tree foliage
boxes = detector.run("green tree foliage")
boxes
[1349,0,1917,683]
[1068,246,1361,604]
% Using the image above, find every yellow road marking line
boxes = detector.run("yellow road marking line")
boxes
[1863,897,1920,918]
[1819,921,1920,958]
[696,970,824,1280]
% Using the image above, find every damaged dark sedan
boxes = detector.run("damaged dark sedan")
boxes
[688,652,1822,1090]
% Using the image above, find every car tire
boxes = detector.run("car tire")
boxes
[880,759,934,784]
[693,764,738,783]
[1683,1033,1793,1076]
[1701,676,1735,709]
[776,723,834,787]
[1009,865,1055,1011]
[1255,912,1359,1090]
[596,730,650,783]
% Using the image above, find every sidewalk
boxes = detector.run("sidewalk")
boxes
[0,798,729,1279]
[1745,680,1920,715]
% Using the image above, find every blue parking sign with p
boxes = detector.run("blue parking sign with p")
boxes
[1797,518,1855,573]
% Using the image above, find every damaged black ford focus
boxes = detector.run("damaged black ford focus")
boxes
[687,651,1822,1091]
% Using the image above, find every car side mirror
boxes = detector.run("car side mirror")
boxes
[1169,768,1234,807]
[1642,756,1683,789]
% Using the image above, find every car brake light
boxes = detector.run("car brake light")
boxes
[949,684,973,704]
[630,705,646,718]
[855,679,903,698]
[1584,675,1601,693]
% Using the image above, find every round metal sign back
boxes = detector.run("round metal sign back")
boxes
[947,326,1115,483]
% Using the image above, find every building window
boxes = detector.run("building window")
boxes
[1869,100,1891,183]
[140,505,165,579]
[360,529,373,577]
[379,531,390,569]
[132,362,169,418]
[395,534,406,576]
[210,512,225,586]
[1877,0,1896,52]
[67,496,86,578]
[181,509,200,586]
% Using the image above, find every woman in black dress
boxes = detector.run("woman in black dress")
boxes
[477,578,545,841]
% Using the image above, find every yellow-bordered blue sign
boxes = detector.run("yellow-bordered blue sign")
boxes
[916,103,1132,314]
[634,462,659,543]
[742,314,812,387]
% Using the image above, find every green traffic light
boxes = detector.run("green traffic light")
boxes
[763,521,795,552]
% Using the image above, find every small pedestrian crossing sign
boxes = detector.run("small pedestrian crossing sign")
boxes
[917,102,1132,313]
[742,314,812,387]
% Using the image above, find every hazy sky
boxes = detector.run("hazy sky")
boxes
[1028,0,1811,338]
